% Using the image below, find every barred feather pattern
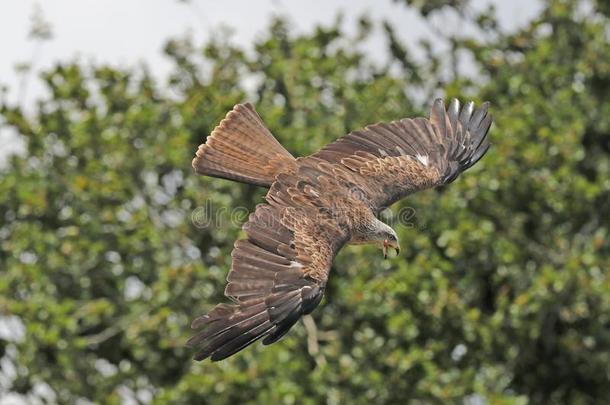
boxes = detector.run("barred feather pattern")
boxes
[188,98,492,361]
[192,103,297,187]
[311,98,492,210]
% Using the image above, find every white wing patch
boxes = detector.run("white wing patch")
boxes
[289,260,304,269]
[304,186,320,198]
[416,154,429,166]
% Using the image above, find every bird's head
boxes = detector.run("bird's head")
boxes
[375,222,400,259]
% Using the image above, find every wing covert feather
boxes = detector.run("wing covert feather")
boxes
[310,98,492,210]
[187,172,350,361]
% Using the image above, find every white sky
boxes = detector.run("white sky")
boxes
[0,0,542,105]
[0,0,541,162]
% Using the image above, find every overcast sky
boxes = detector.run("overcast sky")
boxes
[0,0,541,163]
[0,1,542,104]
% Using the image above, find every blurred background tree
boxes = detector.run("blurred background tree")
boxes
[1,0,609,403]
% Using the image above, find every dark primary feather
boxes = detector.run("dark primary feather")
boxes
[187,171,350,361]
[310,98,492,210]
[187,239,329,361]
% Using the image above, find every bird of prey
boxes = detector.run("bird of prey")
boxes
[187,98,492,361]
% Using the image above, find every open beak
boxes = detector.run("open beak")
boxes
[383,241,400,259]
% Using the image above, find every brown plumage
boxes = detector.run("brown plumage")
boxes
[192,103,297,186]
[188,98,492,361]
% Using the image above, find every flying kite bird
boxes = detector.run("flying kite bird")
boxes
[187,98,492,361]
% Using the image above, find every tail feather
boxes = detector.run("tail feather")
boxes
[192,103,296,187]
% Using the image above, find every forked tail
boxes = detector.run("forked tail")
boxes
[192,104,296,187]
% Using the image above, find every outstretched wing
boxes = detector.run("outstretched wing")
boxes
[311,98,492,211]
[187,180,349,361]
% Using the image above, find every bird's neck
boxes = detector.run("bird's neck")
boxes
[348,216,390,246]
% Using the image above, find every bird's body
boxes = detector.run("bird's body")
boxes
[187,99,492,361]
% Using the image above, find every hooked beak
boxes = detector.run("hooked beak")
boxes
[383,240,400,259]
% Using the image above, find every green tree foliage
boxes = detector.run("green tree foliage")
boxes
[1,0,609,403]
[394,0,469,17]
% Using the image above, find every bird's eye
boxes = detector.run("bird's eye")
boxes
[389,234,396,241]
